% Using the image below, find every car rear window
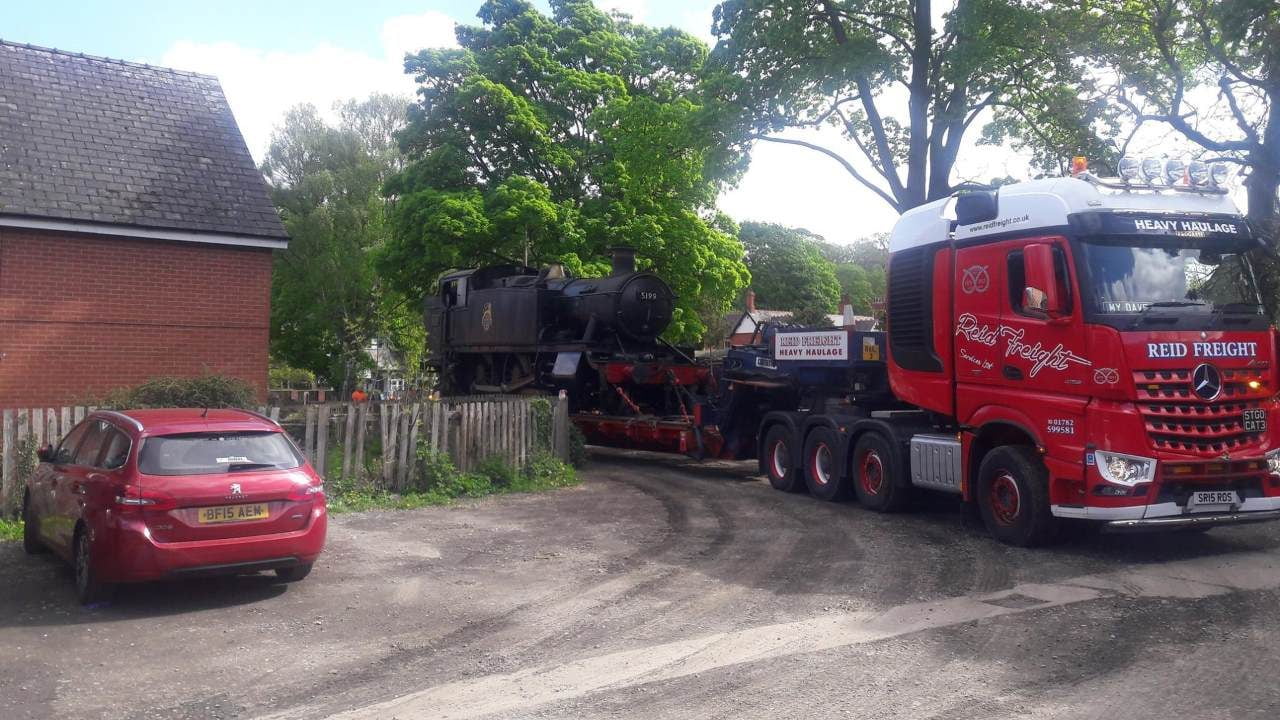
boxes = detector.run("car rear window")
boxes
[138,431,304,476]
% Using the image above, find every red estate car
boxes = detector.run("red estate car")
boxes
[22,408,327,603]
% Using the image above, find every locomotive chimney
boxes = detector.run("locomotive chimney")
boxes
[745,289,756,312]
[610,247,636,276]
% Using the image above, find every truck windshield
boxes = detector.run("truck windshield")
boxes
[1077,237,1262,315]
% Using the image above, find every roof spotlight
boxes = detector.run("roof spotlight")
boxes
[1187,160,1211,186]
[1164,158,1188,185]
[1210,162,1231,186]
[1139,157,1164,184]
[1118,156,1141,182]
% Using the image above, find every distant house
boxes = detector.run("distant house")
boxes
[0,41,287,407]
[724,291,876,347]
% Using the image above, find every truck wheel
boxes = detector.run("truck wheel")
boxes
[803,427,848,501]
[762,424,803,493]
[851,432,911,512]
[976,446,1060,547]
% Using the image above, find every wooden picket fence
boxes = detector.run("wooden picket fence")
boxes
[0,394,570,516]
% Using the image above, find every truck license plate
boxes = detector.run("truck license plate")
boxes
[1243,408,1267,432]
[1186,491,1239,512]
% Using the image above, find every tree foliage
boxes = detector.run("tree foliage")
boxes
[263,96,424,390]
[739,221,842,317]
[710,0,1113,211]
[380,0,750,343]
[1075,0,1278,223]
[1069,0,1279,316]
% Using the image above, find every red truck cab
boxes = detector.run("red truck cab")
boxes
[882,162,1280,543]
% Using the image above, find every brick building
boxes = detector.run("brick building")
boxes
[0,41,286,407]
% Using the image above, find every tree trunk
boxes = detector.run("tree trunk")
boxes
[1245,146,1280,320]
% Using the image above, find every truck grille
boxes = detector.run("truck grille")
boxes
[1134,368,1269,454]
[1156,459,1270,504]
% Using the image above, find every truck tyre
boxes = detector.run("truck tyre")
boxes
[762,424,803,493]
[976,446,1060,547]
[851,432,911,512]
[803,427,848,501]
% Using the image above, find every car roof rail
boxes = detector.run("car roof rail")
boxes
[97,409,144,432]
[239,408,281,428]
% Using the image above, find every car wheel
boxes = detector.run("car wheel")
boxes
[803,427,848,501]
[851,432,911,512]
[74,528,115,605]
[976,446,1060,547]
[22,492,45,555]
[275,563,313,583]
[762,424,803,493]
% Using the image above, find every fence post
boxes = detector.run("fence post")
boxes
[303,405,317,465]
[397,404,413,490]
[32,408,44,449]
[552,390,570,462]
[342,402,356,481]
[315,404,330,478]
[354,403,368,481]
[1,410,14,516]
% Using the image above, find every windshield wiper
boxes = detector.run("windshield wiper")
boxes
[1215,301,1264,315]
[227,462,277,472]
[1129,300,1205,328]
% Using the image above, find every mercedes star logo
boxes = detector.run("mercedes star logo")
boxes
[1192,363,1222,401]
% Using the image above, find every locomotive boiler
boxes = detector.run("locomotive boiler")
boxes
[424,249,713,422]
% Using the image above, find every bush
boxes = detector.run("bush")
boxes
[99,375,257,409]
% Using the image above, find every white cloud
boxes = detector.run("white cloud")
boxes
[155,11,459,162]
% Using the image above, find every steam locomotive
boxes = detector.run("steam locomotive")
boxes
[424,249,713,421]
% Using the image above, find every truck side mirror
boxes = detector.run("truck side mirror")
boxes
[1023,243,1061,316]
[37,445,53,462]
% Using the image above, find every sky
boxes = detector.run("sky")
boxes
[1,0,1050,243]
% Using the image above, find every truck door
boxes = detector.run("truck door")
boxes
[997,238,1093,395]
[952,243,1006,386]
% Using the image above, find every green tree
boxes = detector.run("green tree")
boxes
[380,0,750,343]
[710,0,1113,211]
[739,221,842,318]
[263,96,424,391]
[1069,0,1279,314]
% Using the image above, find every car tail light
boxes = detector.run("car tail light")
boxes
[114,485,177,513]
[288,479,325,502]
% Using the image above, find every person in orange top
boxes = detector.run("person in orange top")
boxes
[351,387,368,403]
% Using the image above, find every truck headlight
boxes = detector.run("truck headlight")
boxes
[1095,450,1156,486]
[1266,449,1280,476]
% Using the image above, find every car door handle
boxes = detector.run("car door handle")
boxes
[71,482,86,496]
[1002,365,1023,380]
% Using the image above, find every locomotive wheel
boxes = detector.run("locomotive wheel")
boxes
[762,425,803,493]
[976,446,1060,547]
[851,432,911,512]
[803,427,848,501]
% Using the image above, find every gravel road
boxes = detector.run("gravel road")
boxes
[4,448,1280,719]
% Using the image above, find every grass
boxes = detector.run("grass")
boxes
[325,452,579,515]
[0,518,22,543]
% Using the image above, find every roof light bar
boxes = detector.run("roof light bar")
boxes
[1139,157,1164,184]
[1076,155,1231,194]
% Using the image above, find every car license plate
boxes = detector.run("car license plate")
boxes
[1186,490,1239,512]
[1243,408,1267,432]
[197,503,269,524]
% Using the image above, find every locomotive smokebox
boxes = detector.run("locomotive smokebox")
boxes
[610,247,637,276]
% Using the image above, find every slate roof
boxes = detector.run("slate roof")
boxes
[0,40,286,240]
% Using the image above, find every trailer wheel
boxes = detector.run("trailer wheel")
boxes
[976,446,1060,547]
[803,427,848,501]
[851,432,911,512]
[762,425,803,493]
